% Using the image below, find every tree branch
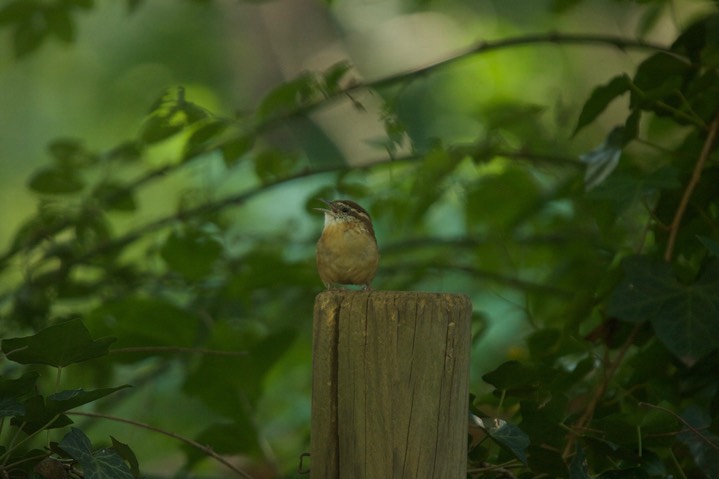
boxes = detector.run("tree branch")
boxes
[67,411,258,479]
[0,32,675,270]
[664,110,719,262]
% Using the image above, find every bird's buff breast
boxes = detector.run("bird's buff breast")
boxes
[316,224,379,284]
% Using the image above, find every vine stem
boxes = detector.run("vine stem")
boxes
[664,110,719,263]
[67,411,257,479]
[562,323,643,459]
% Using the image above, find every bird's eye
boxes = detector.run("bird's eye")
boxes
[340,206,350,213]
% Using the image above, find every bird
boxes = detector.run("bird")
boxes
[315,199,379,290]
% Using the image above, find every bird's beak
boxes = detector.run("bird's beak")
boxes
[313,198,333,214]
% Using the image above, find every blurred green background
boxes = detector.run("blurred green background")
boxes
[1,0,716,477]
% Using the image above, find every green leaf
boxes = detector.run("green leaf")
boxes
[2,318,115,367]
[256,74,319,121]
[483,419,530,464]
[466,164,541,231]
[183,119,228,159]
[482,360,541,393]
[139,114,184,144]
[677,405,719,475]
[48,138,86,164]
[220,134,254,167]
[630,53,691,112]
[87,297,200,351]
[607,256,719,364]
[46,5,75,42]
[0,397,25,417]
[160,226,223,280]
[186,421,260,464]
[10,386,127,433]
[28,166,84,194]
[574,75,629,136]
[110,437,140,479]
[569,443,590,479]
[254,149,299,183]
[107,141,143,163]
[321,60,352,94]
[12,395,73,433]
[92,182,137,212]
[0,1,40,25]
[13,15,47,58]
[60,428,134,479]
[0,372,39,417]
[698,236,719,258]
[48,386,130,413]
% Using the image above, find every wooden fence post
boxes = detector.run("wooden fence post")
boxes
[311,291,472,478]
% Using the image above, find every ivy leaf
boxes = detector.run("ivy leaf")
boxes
[2,318,115,367]
[607,256,719,364]
[481,418,530,465]
[47,387,130,413]
[110,437,140,478]
[12,395,73,433]
[677,405,719,475]
[573,75,629,136]
[482,360,541,393]
[59,428,134,479]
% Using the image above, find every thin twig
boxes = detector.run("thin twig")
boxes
[638,402,719,451]
[67,411,256,479]
[562,323,643,459]
[664,110,719,262]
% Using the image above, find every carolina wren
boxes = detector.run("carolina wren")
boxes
[315,199,379,290]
